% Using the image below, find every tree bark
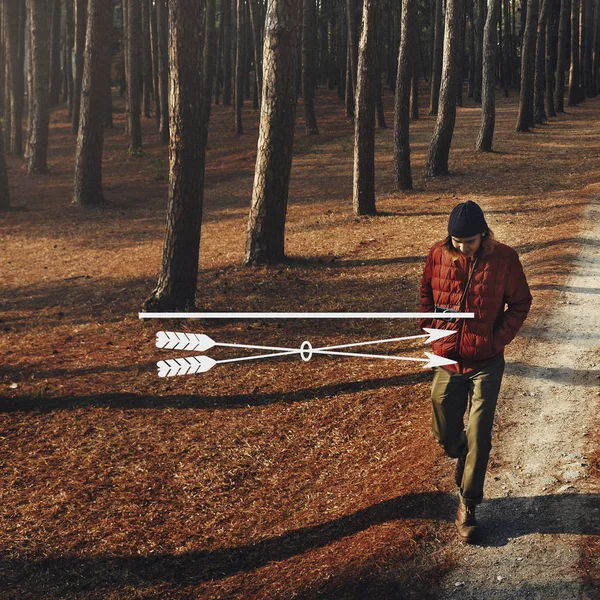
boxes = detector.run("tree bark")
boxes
[503,0,512,92]
[426,0,464,176]
[4,0,25,156]
[72,0,87,134]
[144,0,211,311]
[546,0,557,115]
[476,0,499,151]
[49,0,62,107]
[568,0,581,104]
[583,0,594,95]
[473,0,485,102]
[127,0,142,151]
[142,0,152,118]
[222,0,232,105]
[234,0,245,133]
[534,0,550,123]
[248,0,263,107]
[345,0,359,119]
[302,0,319,134]
[244,0,302,266]
[26,0,50,174]
[65,0,75,113]
[394,0,416,190]
[157,0,169,142]
[150,0,160,125]
[73,0,112,206]
[429,0,444,114]
[0,119,10,209]
[554,0,569,110]
[353,0,376,214]
[515,0,539,131]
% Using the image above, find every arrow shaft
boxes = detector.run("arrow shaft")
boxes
[215,349,301,365]
[214,347,428,364]
[212,334,429,355]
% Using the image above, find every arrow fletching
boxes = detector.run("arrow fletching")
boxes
[157,356,217,377]
[156,331,216,352]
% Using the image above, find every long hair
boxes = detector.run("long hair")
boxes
[442,228,496,260]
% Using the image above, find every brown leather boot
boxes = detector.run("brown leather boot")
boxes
[455,502,480,544]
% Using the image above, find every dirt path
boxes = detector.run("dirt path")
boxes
[438,199,600,599]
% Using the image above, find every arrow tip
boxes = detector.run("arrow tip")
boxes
[423,352,458,369]
[422,328,457,344]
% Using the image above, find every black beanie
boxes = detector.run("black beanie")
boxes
[447,201,488,238]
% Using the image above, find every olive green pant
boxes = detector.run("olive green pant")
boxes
[430,355,505,506]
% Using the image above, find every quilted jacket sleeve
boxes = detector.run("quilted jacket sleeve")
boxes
[419,248,435,330]
[493,252,532,350]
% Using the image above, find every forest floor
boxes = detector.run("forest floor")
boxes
[0,87,599,599]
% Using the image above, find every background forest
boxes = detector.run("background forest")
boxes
[1,0,600,599]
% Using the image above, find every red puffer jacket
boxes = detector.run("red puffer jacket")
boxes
[420,240,532,373]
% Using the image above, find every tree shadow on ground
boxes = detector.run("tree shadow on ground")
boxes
[0,370,431,412]
[1,493,597,593]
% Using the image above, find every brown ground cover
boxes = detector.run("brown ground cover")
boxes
[1,88,599,599]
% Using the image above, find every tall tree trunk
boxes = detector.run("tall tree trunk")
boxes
[426,0,464,176]
[555,0,569,110]
[222,0,232,105]
[64,0,74,113]
[353,0,376,214]
[26,0,50,174]
[515,0,539,131]
[244,0,302,266]
[248,0,263,107]
[302,0,319,134]
[456,6,466,105]
[534,0,550,122]
[49,0,62,107]
[376,25,387,127]
[127,0,142,151]
[546,0,557,115]
[0,119,9,210]
[429,0,444,114]
[157,0,169,142]
[394,0,416,190]
[476,0,500,151]
[234,0,245,133]
[593,0,600,93]
[473,0,485,102]
[121,0,129,101]
[144,0,211,311]
[73,0,112,206]
[150,0,160,125]
[583,0,594,94]
[72,0,87,133]
[568,0,581,103]
[142,0,152,118]
[345,0,359,119]
[203,0,217,119]
[5,0,25,156]
[503,0,512,92]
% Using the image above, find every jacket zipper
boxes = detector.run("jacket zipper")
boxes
[456,256,472,365]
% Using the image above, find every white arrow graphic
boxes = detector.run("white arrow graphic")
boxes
[154,328,458,376]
